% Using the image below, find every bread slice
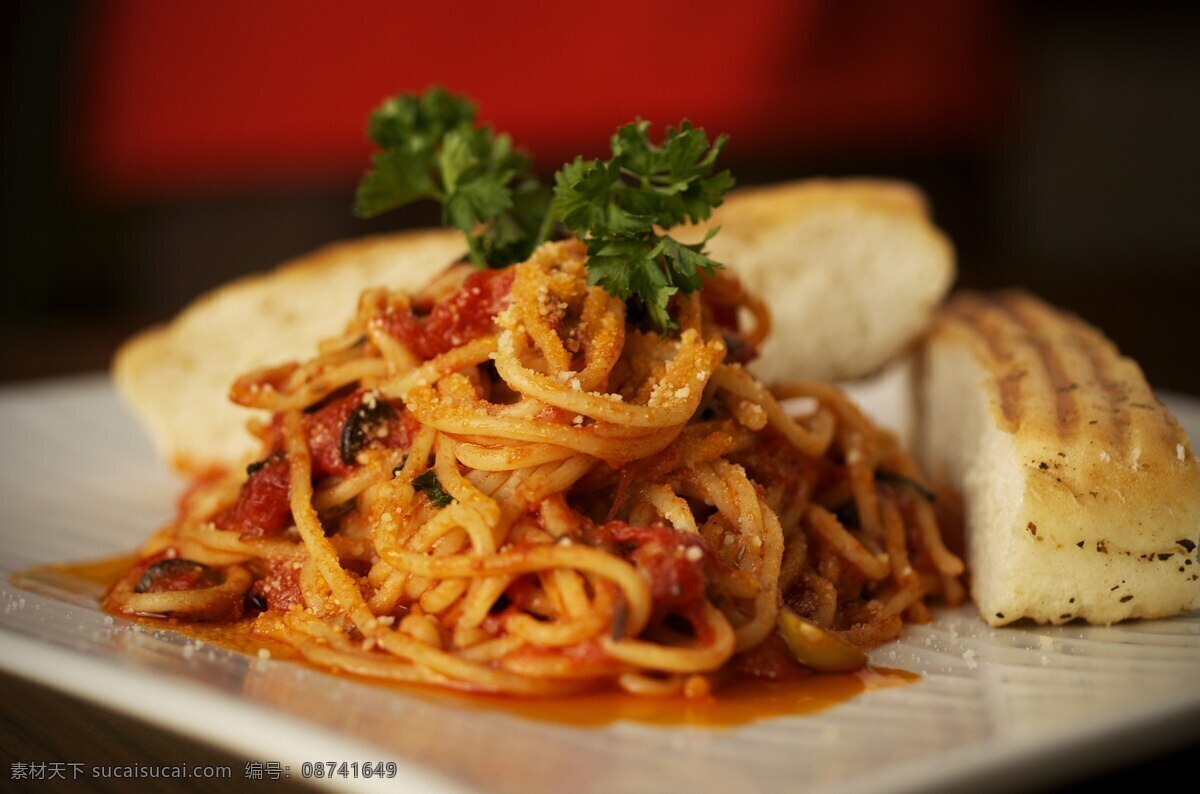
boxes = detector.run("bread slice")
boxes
[113,229,464,471]
[113,178,954,473]
[919,291,1200,625]
[681,178,955,384]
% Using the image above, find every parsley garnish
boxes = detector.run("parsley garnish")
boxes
[354,87,549,267]
[354,88,734,331]
[552,121,733,330]
[412,468,453,508]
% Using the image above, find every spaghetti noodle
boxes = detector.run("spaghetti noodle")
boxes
[107,239,964,696]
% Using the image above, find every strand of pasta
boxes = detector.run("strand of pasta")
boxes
[713,366,835,457]
[601,600,735,672]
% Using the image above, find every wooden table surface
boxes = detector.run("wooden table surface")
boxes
[1,664,1196,793]
[0,670,311,793]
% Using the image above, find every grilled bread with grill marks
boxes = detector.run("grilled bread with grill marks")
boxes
[920,291,1200,625]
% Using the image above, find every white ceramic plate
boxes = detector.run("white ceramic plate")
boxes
[2,375,1199,793]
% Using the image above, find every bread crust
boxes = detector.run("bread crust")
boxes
[921,291,1200,625]
[112,228,463,471]
[682,178,954,383]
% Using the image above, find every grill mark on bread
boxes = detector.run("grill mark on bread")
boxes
[943,291,1196,475]
[1069,312,1134,454]
[944,294,1023,427]
[944,291,1144,452]
[1000,294,1081,438]
[1023,294,1180,461]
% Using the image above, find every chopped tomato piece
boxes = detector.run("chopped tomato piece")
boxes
[595,521,709,614]
[382,267,513,359]
[247,560,303,612]
[216,455,292,537]
[305,390,418,478]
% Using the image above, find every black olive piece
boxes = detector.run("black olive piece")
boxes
[340,396,396,465]
[245,592,269,613]
[721,333,757,365]
[874,468,936,502]
[246,452,282,476]
[663,613,696,638]
[610,599,628,641]
[135,559,222,594]
[613,540,639,557]
[832,501,860,529]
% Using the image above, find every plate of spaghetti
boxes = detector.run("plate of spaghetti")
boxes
[93,89,970,698]
[101,236,963,697]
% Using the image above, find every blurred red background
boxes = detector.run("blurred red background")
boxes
[74,0,1009,197]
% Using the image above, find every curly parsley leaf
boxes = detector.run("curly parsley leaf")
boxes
[551,121,734,331]
[354,87,541,267]
[354,87,473,217]
[478,177,554,267]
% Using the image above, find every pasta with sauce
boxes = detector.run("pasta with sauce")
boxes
[106,238,964,697]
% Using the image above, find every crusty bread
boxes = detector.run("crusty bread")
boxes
[919,291,1200,626]
[113,229,464,471]
[113,178,954,472]
[680,178,955,384]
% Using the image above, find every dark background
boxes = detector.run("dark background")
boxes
[2,1,1198,392]
[1,2,1197,791]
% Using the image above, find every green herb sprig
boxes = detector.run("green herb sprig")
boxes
[552,121,733,331]
[354,87,734,331]
[354,87,549,268]
[411,468,453,508]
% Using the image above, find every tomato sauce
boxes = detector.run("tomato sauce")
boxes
[427,666,916,728]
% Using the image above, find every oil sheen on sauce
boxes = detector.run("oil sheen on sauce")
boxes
[15,555,918,728]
